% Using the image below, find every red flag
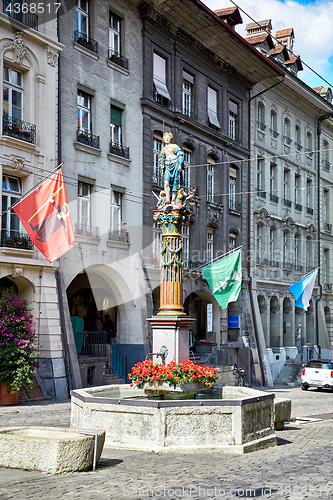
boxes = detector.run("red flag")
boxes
[13,169,75,263]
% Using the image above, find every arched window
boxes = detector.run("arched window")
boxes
[295,125,301,151]
[306,132,313,157]
[207,156,215,202]
[323,140,330,170]
[269,226,277,266]
[257,102,265,131]
[257,223,266,264]
[283,118,291,145]
[283,231,291,269]
[270,110,278,138]
[295,233,301,271]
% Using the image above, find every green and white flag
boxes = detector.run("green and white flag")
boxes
[202,248,242,309]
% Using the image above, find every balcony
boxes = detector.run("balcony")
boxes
[306,206,314,215]
[324,222,332,232]
[3,0,38,30]
[295,143,302,152]
[257,121,266,132]
[283,198,292,208]
[295,202,302,212]
[229,199,241,212]
[3,116,36,144]
[256,189,266,198]
[270,129,278,139]
[270,260,280,268]
[1,230,33,250]
[108,49,129,70]
[283,136,292,146]
[305,148,313,157]
[76,129,100,149]
[109,141,129,159]
[270,193,279,203]
[109,229,130,243]
[75,223,99,238]
[74,30,99,54]
[323,160,331,171]
[153,92,170,109]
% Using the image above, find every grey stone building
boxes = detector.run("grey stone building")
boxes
[139,0,283,383]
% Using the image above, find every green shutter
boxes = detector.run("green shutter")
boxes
[110,105,122,126]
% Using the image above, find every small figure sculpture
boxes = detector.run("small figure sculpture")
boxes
[158,132,184,203]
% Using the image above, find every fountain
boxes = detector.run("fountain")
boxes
[71,133,277,453]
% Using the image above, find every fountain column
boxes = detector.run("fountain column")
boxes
[147,202,195,364]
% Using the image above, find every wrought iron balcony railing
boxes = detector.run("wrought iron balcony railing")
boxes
[257,257,268,265]
[153,92,170,109]
[256,189,266,198]
[74,30,99,54]
[3,116,36,144]
[270,193,279,203]
[325,283,333,292]
[295,143,302,151]
[3,0,38,30]
[76,129,100,149]
[283,261,293,270]
[283,198,292,207]
[323,160,331,171]
[108,49,129,70]
[306,206,314,215]
[109,229,130,243]
[283,136,292,146]
[229,199,241,212]
[207,194,222,205]
[305,148,313,157]
[109,141,129,159]
[295,202,302,211]
[257,121,266,131]
[270,129,278,139]
[270,260,280,268]
[1,229,33,250]
[75,223,99,238]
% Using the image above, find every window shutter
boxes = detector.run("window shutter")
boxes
[111,105,122,126]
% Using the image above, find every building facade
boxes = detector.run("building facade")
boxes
[0,9,64,396]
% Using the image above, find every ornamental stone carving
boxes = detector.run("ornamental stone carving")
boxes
[13,158,24,170]
[12,32,26,65]
[207,145,219,160]
[12,267,23,279]
[254,207,270,224]
[282,216,296,231]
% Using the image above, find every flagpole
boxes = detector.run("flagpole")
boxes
[0,163,63,217]
[184,245,243,274]
[285,267,320,288]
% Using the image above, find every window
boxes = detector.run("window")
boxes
[269,227,275,265]
[323,140,330,169]
[182,71,193,117]
[306,132,313,156]
[76,0,89,35]
[283,118,291,145]
[306,178,313,209]
[77,91,91,134]
[229,232,236,251]
[1,175,22,238]
[324,249,329,284]
[257,224,262,260]
[207,228,214,262]
[229,100,238,140]
[295,125,301,151]
[110,189,122,233]
[183,148,191,192]
[295,234,301,270]
[270,163,277,202]
[270,110,278,138]
[257,158,264,192]
[153,221,162,262]
[78,182,91,229]
[153,134,163,187]
[257,102,265,131]
[3,66,23,121]
[284,169,290,204]
[306,238,312,272]
[182,225,190,263]
[207,86,220,128]
[110,104,122,147]
[283,231,291,267]
[207,158,215,202]
[229,167,237,210]
[295,174,300,204]
[324,189,329,224]
[153,53,171,101]
[109,13,120,57]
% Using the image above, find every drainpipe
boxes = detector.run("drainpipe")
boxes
[57,8,62,164]
[315,113,333,358]
[248,76,285,386]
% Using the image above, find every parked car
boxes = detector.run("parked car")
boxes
[301,359,333,391]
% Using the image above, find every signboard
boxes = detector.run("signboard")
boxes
[207,303,213,332]
[228,315,240,328]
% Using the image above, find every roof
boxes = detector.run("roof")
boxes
[285,55,303,71]
[246,33,275,49]
[313,86,323,94]
[275,28,294,38]
[214,6,237,16]
[246,19,272,32]
[214,6,242,25]
[269,45,290,60]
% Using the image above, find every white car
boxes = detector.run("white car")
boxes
[301,359,333,391]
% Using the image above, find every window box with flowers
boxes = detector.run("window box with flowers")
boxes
[128,359,218,399]
[0,289,40,405]
[109,141,130,159]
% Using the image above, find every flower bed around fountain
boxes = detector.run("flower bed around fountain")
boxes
[70,384,277,454]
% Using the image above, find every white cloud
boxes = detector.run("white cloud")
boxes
[203,0,333,87]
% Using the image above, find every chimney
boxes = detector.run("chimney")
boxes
[245,19,272,37]
[275,28,295,52]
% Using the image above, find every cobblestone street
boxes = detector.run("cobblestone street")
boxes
[0,387,333,500]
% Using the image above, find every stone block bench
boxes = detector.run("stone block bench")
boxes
[0,426,105,473]
[274,397,292,430]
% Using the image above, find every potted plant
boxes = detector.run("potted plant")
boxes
[0,288,40,405]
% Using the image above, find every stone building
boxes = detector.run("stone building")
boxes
[247,21,333,384]
[55,0,147,391]
[139,0,283,383]
[0,9,63,395]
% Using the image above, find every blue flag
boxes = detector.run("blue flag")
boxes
[288,269,318,310]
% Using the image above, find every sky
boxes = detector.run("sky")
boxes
[203,0,333,89]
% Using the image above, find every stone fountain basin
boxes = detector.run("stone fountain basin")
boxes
[71,385,277,454]
[0,426,105,473]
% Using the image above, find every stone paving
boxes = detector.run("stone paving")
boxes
[0,387,333,500]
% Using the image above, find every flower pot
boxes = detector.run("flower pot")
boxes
[86,232,92,237]
[77,229,83,235]
[0,383,19,406]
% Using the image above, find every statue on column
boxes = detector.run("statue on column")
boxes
[158,132,184,203]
